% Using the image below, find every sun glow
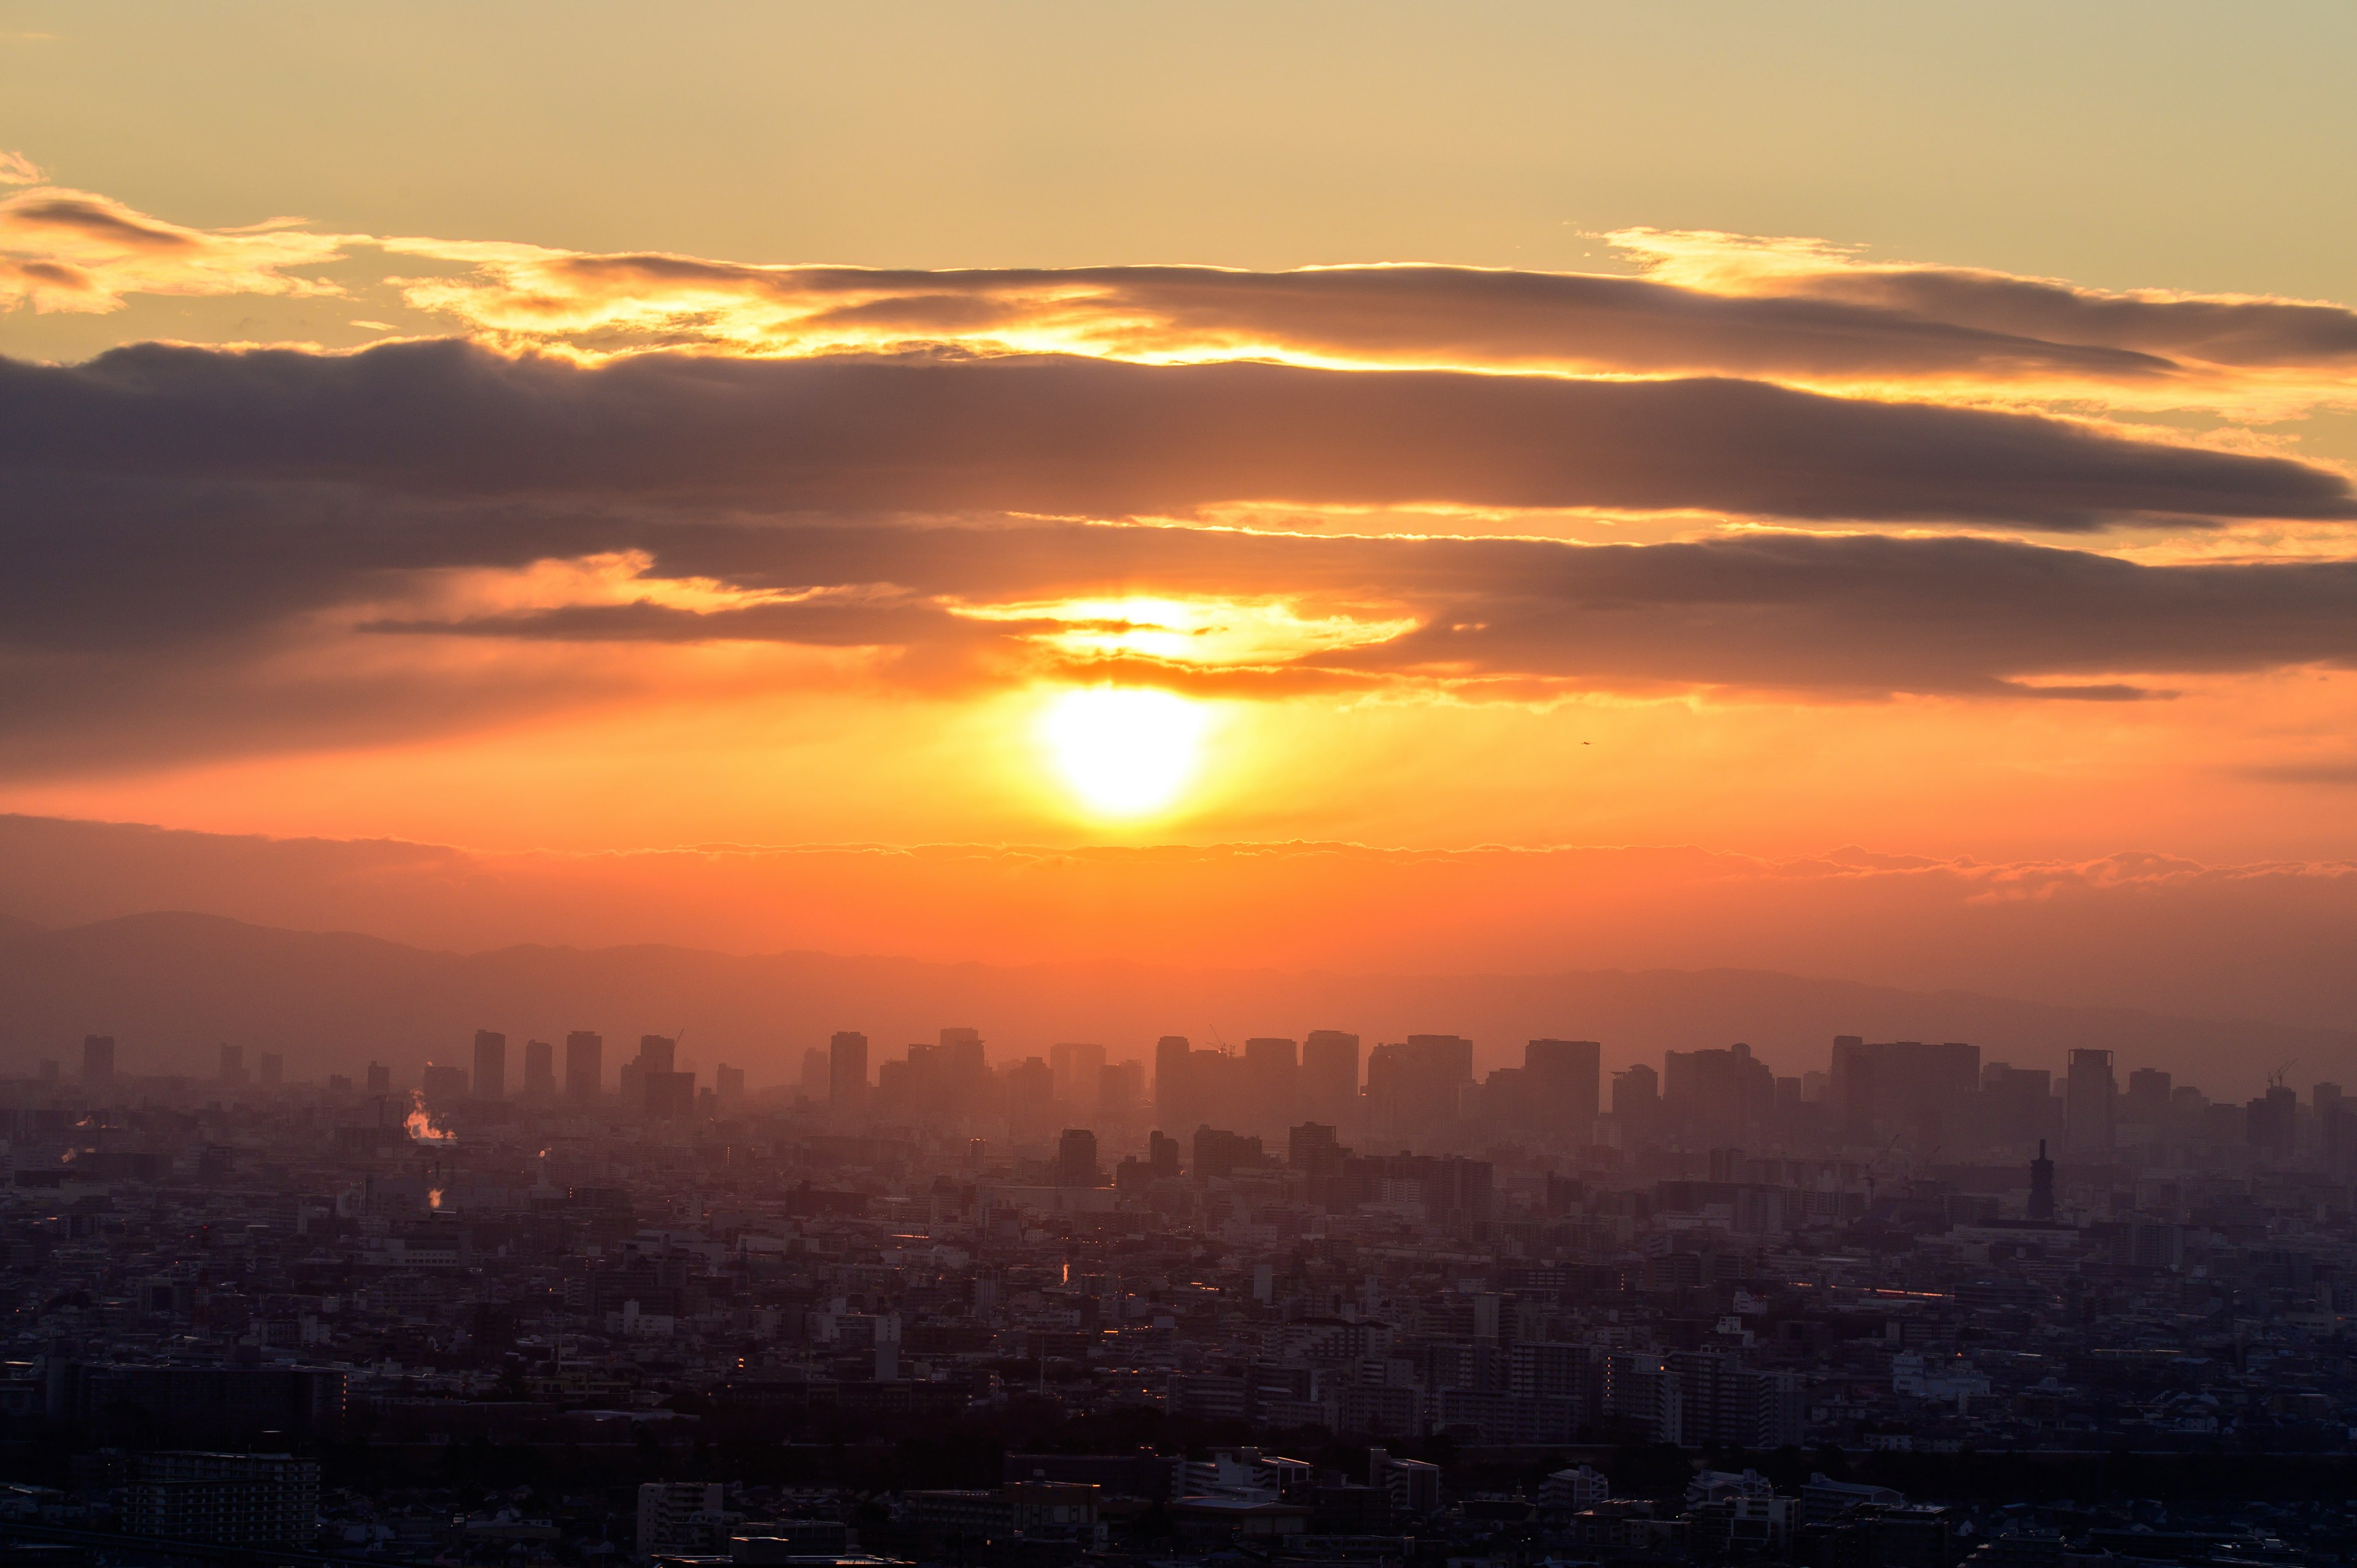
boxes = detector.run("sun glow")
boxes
[1037,686,1210,818]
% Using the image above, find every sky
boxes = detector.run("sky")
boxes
[4,2,2357,1008]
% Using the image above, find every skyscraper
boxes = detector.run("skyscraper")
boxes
[1155,1035,1193,1127]
[1055,1127,1100,1187]
[830,1030,869,1113]
[523,1038,555,1098]
[2065,1048,2116,1155]
[1523,1039,1601,1143]
[366,1061,391,1096]
[473,1030,506,1100]
[1050,1041,1107,1107]
[637,1034,676,1076]
[1301,1030,1361,1124]
[564,1031,603,1099]
[1242,1037,1299,1134]
[82,1034,115,1085]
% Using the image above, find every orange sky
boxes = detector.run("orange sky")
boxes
[4,4,2357,997]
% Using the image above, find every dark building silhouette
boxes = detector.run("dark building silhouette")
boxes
[1301,1029,1361,1124]
[565,1030,603,1099]
[473,1029,506,1101]
[2027,1138,2056,1219]
[523,1037,555,1098]
[829,1030,869,1113]
[1055,1127,1100,1187]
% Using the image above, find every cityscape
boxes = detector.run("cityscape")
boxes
[1,1022,2351,1563]
[10,4,2357,1566]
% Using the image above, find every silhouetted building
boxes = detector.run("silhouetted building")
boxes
[565,1030,602,1099]
[473,1029,506,1100]
[1150,1129,1181,1177]
[1193,1126,1264,1180]
[1098,1058,1144,1116]
[1155,1035,1194,1126]
[1050,1041,1106,1108]
[82,1033,115,1084]
[1524,1038,1601,1142]
[523,1037,555,1097]
[1366,1034,1472,1145]
[1244,1035,1299,1134]
[715,1062,745,1100]
[1055,1127,1100,1187]
[1613,1062,1661,1142]
[1302,1029,1361,1124]
[2027,1138,2055,1220]
[365,1061,390,1095]
[829,1030,869,1113]
[420,1061,467,1100]
[2065,1049,2116,1155]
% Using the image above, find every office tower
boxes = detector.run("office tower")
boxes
[564,1031,603,1100]
[716,1062,745,1100]
[1523,1038,1601,1142]
[2027,1138,2056,1219]
[523,1038,555,1099]
[1055,1127,1101,1187]
[1192,1126,1264,1180]
[420,1061,468,1100]
[82,1034,115,1084]
[637,1034,676,1076]
[1243,1037,1299,1134]
[1364,1035,1473,1145]
[1663,1043,1777,1147]
[219,1043,246,1085]
[829,1030,869,1112]
[1050,1041,1107,1107]
[1829,1038,1979,1145]
[937,1027,987,1081]
[2122,1067,2170,1124]
[1099,1059,1144,1116]
[1155,1035,1193,1127]
[2065,1049,2116,1155]
[366,1062,390,1095]
[1149,1129,1181,1176]
[1288,1120,1342,1173]
[1301,1030,1360,1123]
[1612,1063,1660,1141]
[258,1052,284,1087]
[1004,1056,1055,1135]
[472,1030,506,1100]
[2247,1083,2298,1158]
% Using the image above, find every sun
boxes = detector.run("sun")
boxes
[1037,686,1209,819]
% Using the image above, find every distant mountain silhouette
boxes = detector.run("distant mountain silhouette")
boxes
[1,910,2343,1099]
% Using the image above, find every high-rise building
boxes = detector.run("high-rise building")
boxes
[82,1033,115,1084]
[523,1038,555,1098]
[1364,1035,1473,1145]
[637,1034,676,1076]
[1004,1056,1054,1135]
[1288,1120,1343,1173]
[1523,1039,1601,1143]
[1098,1059,1144,1116]
[365,1062,390,1096]
[565,1031,603,1099]
[2065,1049,2117,1155]
[2027,1138,2056,1220]
[2125,1067,2172,1124]
[1663,1043,1776,1147]
[1050,1041,1107,1107]
[716,1062,745,1101]
[1054,1127,1101,1187]
[258,1052,284,1087]
[1829,1038,1980,1145]
[421,1061,468,1101]
[1150,1129,1182,1177]
[2247,1083,2298,1159]
[829,1031,869,1113]
[1243,1037,1299,1134]
[1612,1062,1660,1141]
[1301,1030,1361,1123]
[472,1030,506,1100]
[1155,1035,1193,1127]
[218,1043,246,1085]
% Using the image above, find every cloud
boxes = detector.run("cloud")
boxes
[1611,228,2357,383]
[0,152,41,186]
[9,339,2348,528]
[0,186,347,314]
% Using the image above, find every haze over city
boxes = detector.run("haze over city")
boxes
[4,4,2357,1564]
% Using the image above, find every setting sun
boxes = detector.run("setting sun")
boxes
[1037,686,1209,819]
